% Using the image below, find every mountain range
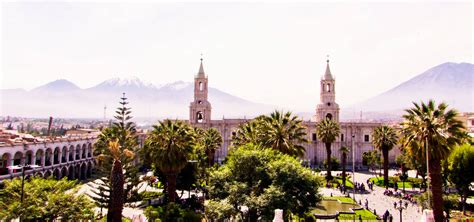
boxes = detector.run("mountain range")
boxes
[0,62,472,120]
[345,62,473,120]
[0,77,274,120]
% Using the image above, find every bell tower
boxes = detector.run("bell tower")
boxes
[190,57,212,124]
[316,58,340,122]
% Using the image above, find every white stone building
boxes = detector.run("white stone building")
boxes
[189,58,401,167]
[0,129,97,181]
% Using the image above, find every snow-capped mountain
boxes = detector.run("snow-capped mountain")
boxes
[0,77,273,119]
[87,77,158,93]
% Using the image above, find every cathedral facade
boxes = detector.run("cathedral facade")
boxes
[189,59,400,167]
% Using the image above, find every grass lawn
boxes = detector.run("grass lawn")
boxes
[324,196,356,204]
[369,176,421,189]
[327,176,354,189]
[338,209,378,220]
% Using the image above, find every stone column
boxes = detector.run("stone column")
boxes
[21,154,26,166]
[41,152,45,167]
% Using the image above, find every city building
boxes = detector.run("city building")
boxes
[0,129,98,181]
[189,58,401,167]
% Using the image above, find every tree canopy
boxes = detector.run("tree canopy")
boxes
[232,111,308,157]
[0,177,95,221]
[448,143,474,214]
[207,144,321,221]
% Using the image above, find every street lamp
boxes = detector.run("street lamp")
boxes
[394,199,408,222]
[7,164,41,203]
[351,135,355,201]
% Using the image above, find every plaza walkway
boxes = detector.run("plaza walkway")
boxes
[320,170,423,222]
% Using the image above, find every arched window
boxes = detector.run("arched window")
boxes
[196,111,204,123]
[326,113,333,120]
[326,84,331,92]
[199,82,203,91]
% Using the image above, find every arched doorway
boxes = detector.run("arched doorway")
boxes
[75,165,81,180]
[53,147,60,165]
[68,166,75,180]
[53,168,61,179]
[82,144,86,159]
[75,145,81,160]
[45,148,52,166]
[44,170,52,178]
[86,162,92,178]
[87,144,92,158]
[61,146,67,163]
[61,167,68,179]
[0,153,11,175]
[80,163,87,180]
[69,145,74,161]
[25,151,33,165]
[35,149,44,166]
[13,151,23,166]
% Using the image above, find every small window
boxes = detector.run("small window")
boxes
[198,100,202,104]
[364,135,369,142]
[232,132,236,137]
[312,133,317,142]
[326,83,331,92]
[199,82,203,91]
[341,134,344,142]
[327,102,331,106]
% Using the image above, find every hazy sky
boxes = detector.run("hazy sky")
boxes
[1,1,472,111]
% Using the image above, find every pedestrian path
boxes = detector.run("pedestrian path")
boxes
[320,171,423,222]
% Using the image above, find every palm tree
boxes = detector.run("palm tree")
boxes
[316,119,340,180]
[372,125,398,187]
[145,120,196,203]
[232,120,262,147]
[261,111,308,157]
[102,140,134,222]
[203,128,223,167]
[401,100,466,222]
[340,146,349,187]
[93,94,138,222]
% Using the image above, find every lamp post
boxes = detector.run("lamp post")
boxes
[352,135,355,201]
[394,199,408,222]
[7,164,41,221]
[425,137,430,208]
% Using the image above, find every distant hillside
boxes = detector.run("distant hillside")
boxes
[0,77,274,119]
[349,62,473,115]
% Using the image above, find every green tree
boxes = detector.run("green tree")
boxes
[0,177,95,221]
[448,143,474,214]
[363,150,380,177]
[232,119,263,147]
[92,94,139,222]
[207,144,321,221]
[340,146,349,187]
[316,119,340,180]
[400,100,467,222]
[372,125,398,187]
[202,128,223,167]
[145,120,196,203]
[261,111,308,157]
[323,157,340,171]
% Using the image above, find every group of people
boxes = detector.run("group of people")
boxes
[366,179,375,190]
[382,210,394,222]
[354,182,366,193]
